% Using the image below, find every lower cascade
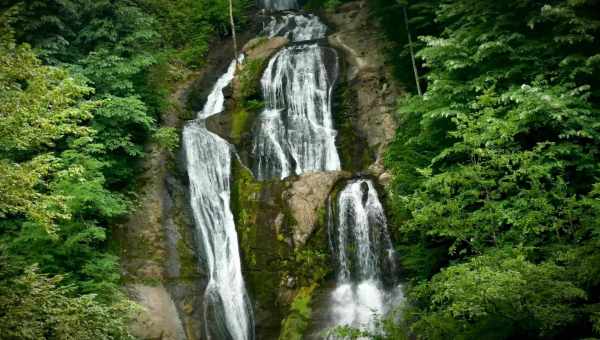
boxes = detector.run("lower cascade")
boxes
[326,179,403,335]
[183,58,254,340]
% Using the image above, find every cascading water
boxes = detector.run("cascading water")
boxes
[264,13,327,42]
[183,57,254,340]
[252,7,403,334]
[260,0,299,11]
[252,14,341,180]
[179,0,400,337]
[325,179,402,335]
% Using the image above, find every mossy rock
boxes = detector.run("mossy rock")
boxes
[237,58,266,100]
[175,238,199,282]
[229,162,336,337]
[244,36,269,51]
[205,99,263,169]
[332,74,376,172]
[230,160,289,333]
[278,284,318,340]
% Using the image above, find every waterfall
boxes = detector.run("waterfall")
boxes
[252,15,340,180]
[183,57,254,340]
[198,56,244,119]
[264,14,327,42]
[260,0,299,11]
[181,0,400,337]
[326,179,402,334]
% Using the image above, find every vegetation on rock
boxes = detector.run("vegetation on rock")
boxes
[238,58,266,100]
[331,80,376,172]
[278,284,318,340]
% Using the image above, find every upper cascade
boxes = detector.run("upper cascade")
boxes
[259,0,299,11]
[252,43,341,180]
[199,56,244,119]
[264,13,327,42]
[252,12,340,180]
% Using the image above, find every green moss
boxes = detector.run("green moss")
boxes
[238,58,266,100]
[316,206,327,229]
[176,238,198,281]
[230,99,263,145]
[127,229,165,268]
[178,107,196,121]
[332,80,375,172]
[231,108,250,144]
[137,277,163,286]
[289,248,329,285]
[276,203,332,302]
[227,145,334,335]
[227,98,262,147]
[278,284,318,340]
[230,161,283,309]
[282,204,299,238]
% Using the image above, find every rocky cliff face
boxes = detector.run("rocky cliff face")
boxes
[212,37,352,339]
[118,2,400,339]
[326,1,400,185]
[116,96,204,340]
[206,7,400,336]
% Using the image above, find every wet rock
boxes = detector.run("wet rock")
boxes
[128,284,187,340]
[367,159,386,177]
[233,36,288,101]
[325,0,401,172]
[285,171,351,247]
[378,171,393,187]
[182,301,194,315]
[223,83,234,99]
[115,140,206,340]
[274,212,285,235]
[243,36,288,60]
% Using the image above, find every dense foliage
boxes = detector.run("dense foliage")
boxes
[382,0,600,339]
[0,0,251,338]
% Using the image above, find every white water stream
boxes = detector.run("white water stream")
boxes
[326,179,403,336]
[183,57,254,340]
[265,13,327,42]
[252,14,340,180]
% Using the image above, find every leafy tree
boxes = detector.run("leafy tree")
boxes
[0,263,135,340]
[0,0,255,336]
[0,21,94,230]
[384,0,600,338]
[408,249,586,339]
[0,17,134,338]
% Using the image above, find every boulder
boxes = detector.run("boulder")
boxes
[243,36,288,60]
[128,284,187,340]
[284,171,351,247]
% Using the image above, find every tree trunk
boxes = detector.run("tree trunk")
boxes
[229,0,239,63]
[403,5,422,96]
